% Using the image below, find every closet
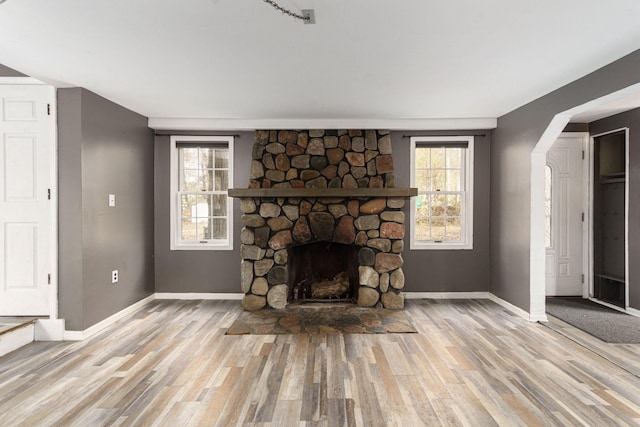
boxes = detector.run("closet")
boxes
[592,130,626,307]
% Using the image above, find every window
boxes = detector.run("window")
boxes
[410,136,474,249]
[545,164,552,248]
[170,135,234,250]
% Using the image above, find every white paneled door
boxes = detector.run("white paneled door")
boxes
[545,135,585,296]
[0,84,55,315]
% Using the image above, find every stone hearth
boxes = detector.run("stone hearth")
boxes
[230,130,415,311]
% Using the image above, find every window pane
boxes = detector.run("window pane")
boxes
[181,218,197,241]
[430,194,445,217]
[415,170,430,192]
[431,169,445,191]
[446,217,462,241]
[415,217,431,241]
[196,218,211,240]
[446,148,462,169]
[211,218,227,240]
[446,170,461,191]
[182,170,199,192]
[181,148,199,170]
[181,194,196,216]
[215,170,229,191]
[200,148,214,169]
[212,194,227,216]
[446,195,462,216]
[545,165,552,248]
[198,170,213,191]
[415,147,430,168]
[190,195,209,220]
[215,149,229,168]
[431,217,445,241]
[430,147,445,169]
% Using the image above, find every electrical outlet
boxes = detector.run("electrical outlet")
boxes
[111,270,119,284]
[108,194,116,207]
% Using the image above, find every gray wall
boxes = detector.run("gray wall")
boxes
[0,63,27,77]
[392,131,491,292]
[590,107,640,309]
[154,131,253,293]
[155,130,491,294]
[58,88,155,330]
[491,49,640,312]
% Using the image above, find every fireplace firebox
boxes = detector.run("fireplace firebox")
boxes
[289,242,359,303]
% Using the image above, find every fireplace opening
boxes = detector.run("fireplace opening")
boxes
[288,242,359,304]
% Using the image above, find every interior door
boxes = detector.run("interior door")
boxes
[0,84,55,315]
[545,135,584,296]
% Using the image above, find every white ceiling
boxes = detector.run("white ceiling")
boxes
[1,0,640,126]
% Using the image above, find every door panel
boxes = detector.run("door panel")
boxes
[0,84,54,315]
[545,136,584,296]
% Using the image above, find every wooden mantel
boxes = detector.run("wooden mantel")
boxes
[228,188,417,198]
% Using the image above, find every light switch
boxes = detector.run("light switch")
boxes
[108,194,116,207]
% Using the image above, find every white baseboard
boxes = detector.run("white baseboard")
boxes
[625,306,640,318]
[35,319,65,341]
[154,292,244,300]
[404,291,491,299]
[0,323,34,357]
[63,294,155,341]
[404,291,535,321]
[486,293,537,321]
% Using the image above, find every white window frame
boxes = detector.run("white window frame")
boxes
[410,136,474,250]
[170,135,234,250]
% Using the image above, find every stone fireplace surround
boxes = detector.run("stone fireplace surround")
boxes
[229,129,416,311]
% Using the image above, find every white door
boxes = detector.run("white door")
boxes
[0,84,55,315]
[545,135,585,296]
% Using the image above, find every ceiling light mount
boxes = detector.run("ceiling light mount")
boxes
[302,9,315,25]
[263,0,316,24]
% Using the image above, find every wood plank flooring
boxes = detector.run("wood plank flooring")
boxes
[1,299,640,426]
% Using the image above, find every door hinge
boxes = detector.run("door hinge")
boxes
[48,189,51,200]
[47,103,51,116]
[581,274,585,284]
[48,274,51,285]
[581,212,584,222]
[582,150,585,160]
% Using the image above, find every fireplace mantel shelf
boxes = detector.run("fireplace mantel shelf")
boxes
[229,187,417,198]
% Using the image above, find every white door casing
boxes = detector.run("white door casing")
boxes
[545,135,585,296]
[0,83,55,316]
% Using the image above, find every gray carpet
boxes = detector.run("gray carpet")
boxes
[546,297,640,343]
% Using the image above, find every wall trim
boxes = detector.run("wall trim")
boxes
[625,306,640,318]
[487,293,540,321]
[60,291,539,342]
[0,323,35,358]
[148,117,497,131]
[405,292,535,321]
[35,319,65,341]
[63,294,155,341]
[404,291,490,299]
[154,292,245,300]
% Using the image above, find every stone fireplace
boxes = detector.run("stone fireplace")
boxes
[229,130,416,311]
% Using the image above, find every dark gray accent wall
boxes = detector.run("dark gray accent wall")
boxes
[491,49,640,312]
[392,131,491,292]
[58,88,155,330]
[590,107,640,309]
[0,63,27,77]
[155,130,491,294]
[154,131,253,293]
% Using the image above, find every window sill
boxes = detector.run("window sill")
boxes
[410,242,473,250]
[171,242,233,251]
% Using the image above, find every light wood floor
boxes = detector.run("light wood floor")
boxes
[2,299,640,426]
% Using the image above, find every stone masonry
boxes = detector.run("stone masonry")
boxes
[239,130,407,310]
